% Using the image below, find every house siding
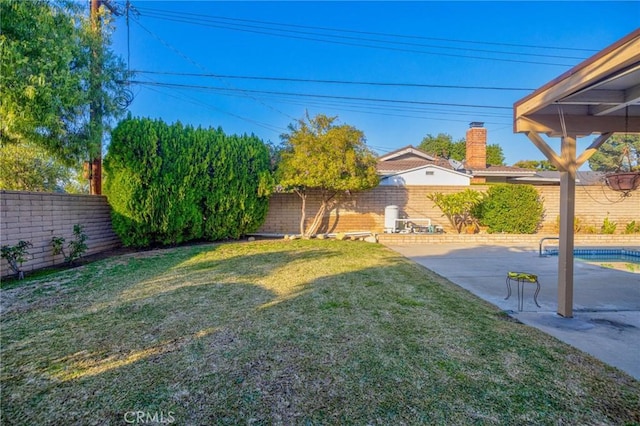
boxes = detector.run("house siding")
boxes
[379,167,470,186]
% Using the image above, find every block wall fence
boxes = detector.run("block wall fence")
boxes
[1,191,121,278]
[258,184,640,236]
[2,184,638,278]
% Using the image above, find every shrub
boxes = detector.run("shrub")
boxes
[427,189,484,234]
[624,221,640,234]
[474,184,544,234]
[1,240,32,279]
[553,216,593,234]
[51,224,88,265]
[601,217,617,234]
[104,118,272,247]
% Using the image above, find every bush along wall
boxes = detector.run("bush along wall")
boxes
[473,184,544,234]
[104,117,272,247]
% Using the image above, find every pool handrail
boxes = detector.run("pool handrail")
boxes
[539,236,560,257]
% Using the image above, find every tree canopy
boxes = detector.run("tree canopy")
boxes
[418,133,505,166]
[277,113,379,236]
[418,133,465,160]
[588,134,640,172]
[0,0,128,165]
[0,143,70,192]
[105,118,272,247]
[513,159,557,171]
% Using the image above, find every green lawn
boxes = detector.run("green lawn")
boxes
[1,240,638,425]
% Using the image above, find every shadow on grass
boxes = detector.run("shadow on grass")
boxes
[1,241,639,425]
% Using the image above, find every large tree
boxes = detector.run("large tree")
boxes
[0,0,128,165]
[0,143,70,192]
[588,134,640,172]
[277,113,379,236]
[418,133,505,166]
[418,133,465,160]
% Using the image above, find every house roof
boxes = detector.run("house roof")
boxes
[509,171,607,185]
[377,158,456,174]
[378,145,435,162]
[377,145,456,175]
[378,144,538,178]
[470,165,537,177]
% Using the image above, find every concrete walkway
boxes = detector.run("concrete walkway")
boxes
[386,243,640,380]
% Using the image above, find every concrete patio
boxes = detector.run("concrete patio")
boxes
[386,242,640,379]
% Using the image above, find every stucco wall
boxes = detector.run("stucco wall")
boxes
[258,184,640,235]
[379,166,470,186]
[1,191,121,278]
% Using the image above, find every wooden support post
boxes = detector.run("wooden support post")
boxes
[557,135,577,318]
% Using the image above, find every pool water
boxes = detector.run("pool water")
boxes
[575,253,640,263]
[544,248,640,272]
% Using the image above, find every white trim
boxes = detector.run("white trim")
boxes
[381,164,469,179]
[378,146,435,162]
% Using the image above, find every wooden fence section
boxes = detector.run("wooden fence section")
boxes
[258,184,640,235]
[1,191,121,278]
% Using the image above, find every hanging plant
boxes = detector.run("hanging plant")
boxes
[605,108,640,196]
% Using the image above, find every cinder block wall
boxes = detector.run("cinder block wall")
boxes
[1,191,121,278]
[258,185,640,235]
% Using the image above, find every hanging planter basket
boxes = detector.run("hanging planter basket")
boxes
[605,172,640,196]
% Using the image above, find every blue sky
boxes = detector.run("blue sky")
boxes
[110,1,640,166]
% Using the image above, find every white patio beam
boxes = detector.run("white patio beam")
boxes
[591,83,640,116]
[515,114,640,137]
[523,131,564,170]
[576,132,613,168]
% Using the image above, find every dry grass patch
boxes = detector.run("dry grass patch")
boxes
[1,240,638,425]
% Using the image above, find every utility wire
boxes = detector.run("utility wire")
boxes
[137,8,587,62]
[129,80,513,110]
[132,70,535,92]
[136,10,577,67]
[141,83,286,134]
[131,18,297,121]
[134,5,598,53]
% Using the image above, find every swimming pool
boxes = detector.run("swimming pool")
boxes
[544,248,640,273]
[544,247,640,262]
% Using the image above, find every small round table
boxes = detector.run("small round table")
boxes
[505,272,541,311]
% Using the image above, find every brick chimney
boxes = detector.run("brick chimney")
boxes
[466,121,487,183]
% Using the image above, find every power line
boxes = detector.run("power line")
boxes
[130,18,297,122]
[142,84,286,134]
[134,7,579,67]
[132,70,535,92]
[129,80,513,110]
[138,8,586,62]
[134,5,597,53]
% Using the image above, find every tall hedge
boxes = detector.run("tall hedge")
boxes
[104,118,272,247]
[474,184,544,234]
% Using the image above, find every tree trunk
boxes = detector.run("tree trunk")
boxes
[296,189,306,236]
[305,191,337,236]
[306,201,328,236]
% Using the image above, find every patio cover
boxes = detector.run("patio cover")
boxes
[513,28,640,317]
